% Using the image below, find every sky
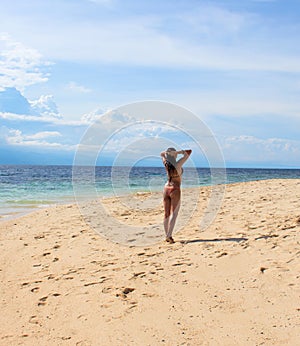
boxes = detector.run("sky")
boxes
[1,0,300,167]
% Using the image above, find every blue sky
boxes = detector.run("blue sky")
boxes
[1,0,300,167]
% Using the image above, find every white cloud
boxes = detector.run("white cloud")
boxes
[24,131,62,140]
[2,4,298,73]
[224,135,292,151]
[75,105,214,166]
[0,87,61,118]
[0,111,88,126]
[222,135,300,165]
[167,89,300,119]
[0,33,51,91]
[30,94,61,118]
[80,107,108,124]
[67,81,92,94]
[5,128,74,150]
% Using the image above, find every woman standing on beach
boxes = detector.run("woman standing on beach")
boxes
[161,148,192,243]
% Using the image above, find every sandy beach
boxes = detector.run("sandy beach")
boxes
[0,179,299,345]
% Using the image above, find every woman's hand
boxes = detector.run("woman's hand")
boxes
[179,149,192,156]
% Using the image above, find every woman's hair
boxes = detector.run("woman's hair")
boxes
[164,148,178,182]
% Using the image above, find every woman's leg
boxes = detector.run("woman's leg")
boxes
[166,190,181,239]
[163,193,171,237]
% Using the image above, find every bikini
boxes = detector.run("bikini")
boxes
[163,168,183,197]
[164,184,180,197]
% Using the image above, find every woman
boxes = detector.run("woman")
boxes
[161,147,192,243]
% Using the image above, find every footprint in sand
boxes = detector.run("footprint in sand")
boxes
[102,287,113,294]
[130,272,146,279]
[34,234,45,240]
[38,296,48,306]
[139,259,148,264]
[83,277,108,286]
[126,302,138,310]
[29,316,40,325]
[135,232,145,236]
[122,287,135,294]
[30,287,40,293]
[116,287,135,299]
[142,292,155,297]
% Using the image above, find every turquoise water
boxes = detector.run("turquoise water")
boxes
[0,165,299,219]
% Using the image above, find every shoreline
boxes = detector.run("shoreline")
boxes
[1,165,300,222]
[0,177,299,224]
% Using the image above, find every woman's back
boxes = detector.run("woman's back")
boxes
[164,162,183,186]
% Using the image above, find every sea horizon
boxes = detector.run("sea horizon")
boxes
[1,163,300,169]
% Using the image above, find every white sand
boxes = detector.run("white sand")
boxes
[0,179,299,345]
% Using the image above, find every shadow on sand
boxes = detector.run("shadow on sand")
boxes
[179,237,248,244]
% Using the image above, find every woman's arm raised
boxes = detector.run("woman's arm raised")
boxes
[177,149,192,166]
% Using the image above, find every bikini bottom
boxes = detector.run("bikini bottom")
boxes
[164,185,180,198]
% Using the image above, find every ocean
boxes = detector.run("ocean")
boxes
[0,165,299,219]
